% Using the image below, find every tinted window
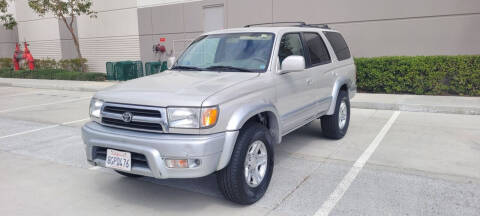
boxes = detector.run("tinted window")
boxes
[278,33,304,66]
[303,32,331,66]
[324,31,351,61]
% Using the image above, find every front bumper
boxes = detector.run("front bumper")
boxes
[81,122,238,179]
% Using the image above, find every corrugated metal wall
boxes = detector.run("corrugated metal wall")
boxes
[79,36,141,73]
[0,27,18,58]
[76,1,141,73]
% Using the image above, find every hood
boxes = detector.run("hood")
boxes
[95,70,259,107]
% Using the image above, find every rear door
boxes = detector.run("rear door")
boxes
[301,31,335,113]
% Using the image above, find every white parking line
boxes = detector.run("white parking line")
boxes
[89,166,101,170]
[0,97,91,113]
[0,118,89,139]
[313,111,401,216]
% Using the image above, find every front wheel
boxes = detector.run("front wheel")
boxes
[321,90,350,139]
[217,122,274,205]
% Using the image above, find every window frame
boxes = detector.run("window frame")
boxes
[301,31,332,68]
[277,32,307,69]
[323,31,351,61]
[175,32,276,73]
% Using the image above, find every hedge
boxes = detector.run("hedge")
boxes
[1,56,479,95]
[0,68,106,81]
[0,58,12,69]
[355,56,480,96]
[0,57,88,72]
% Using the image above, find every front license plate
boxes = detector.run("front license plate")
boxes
[105,149,131,172]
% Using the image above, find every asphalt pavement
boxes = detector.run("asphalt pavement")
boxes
[0,85,479,216]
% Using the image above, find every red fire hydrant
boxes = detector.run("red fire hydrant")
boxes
[12,43,21,71]
[23,42,35,70]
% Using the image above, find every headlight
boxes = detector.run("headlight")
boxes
[89,98,104,120]
[167,106,218,129]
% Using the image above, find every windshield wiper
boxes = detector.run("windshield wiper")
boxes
[171,65,204,71]
[205,65,253,72]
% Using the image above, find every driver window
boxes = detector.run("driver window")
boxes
[278,33,304,66]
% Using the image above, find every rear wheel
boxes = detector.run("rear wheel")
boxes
[321,90,350,139]
[217,122,274,205]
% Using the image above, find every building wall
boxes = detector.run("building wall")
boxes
[0,27,18,58]
[4,0,479,73]
[138,0,480,61]
[76,0,141,73]
[271,0,480,57]
[14,0,63,60]
[0,1,18,58]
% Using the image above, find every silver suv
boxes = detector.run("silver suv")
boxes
[82,22,356,204]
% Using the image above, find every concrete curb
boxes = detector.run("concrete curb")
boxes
[351,101,480,115]
[0,78,117,92]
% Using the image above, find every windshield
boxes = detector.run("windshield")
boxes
[174,33,275,72]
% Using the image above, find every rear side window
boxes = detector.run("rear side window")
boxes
[324,31,351,61]
[303,32,331,66]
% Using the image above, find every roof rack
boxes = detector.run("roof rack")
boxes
[304,23,330,29]
[244,22,306,28]
[244,22,330,29]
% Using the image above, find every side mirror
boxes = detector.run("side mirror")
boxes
[280,55,305,74]
[167,56,176,69]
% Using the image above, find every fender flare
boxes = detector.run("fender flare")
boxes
[216,103,281,170]
[327,77,351,115]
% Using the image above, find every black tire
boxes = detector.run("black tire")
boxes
[217,122,274,205]
[115,170,142,178]
[321,90,350,139]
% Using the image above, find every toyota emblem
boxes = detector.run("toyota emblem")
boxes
[122,112,133,123]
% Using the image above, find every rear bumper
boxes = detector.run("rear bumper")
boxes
[81,122,238,179]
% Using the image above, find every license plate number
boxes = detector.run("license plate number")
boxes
[105,149,131,172]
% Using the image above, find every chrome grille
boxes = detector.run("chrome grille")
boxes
[100,103,167,133]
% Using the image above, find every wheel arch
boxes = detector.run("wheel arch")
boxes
[217,103,281,171]
[226,103,281,144]
[327,78,351,115]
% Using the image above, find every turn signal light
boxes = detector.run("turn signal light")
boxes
[201,107,218,128]
[165,159,201,168]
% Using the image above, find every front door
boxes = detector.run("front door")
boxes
[275,32,317,134]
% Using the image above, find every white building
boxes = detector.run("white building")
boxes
[1,0,480,73]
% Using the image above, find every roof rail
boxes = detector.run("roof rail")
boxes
[244,21,306,28]
[304,24,330,29]
[244,22,330,29]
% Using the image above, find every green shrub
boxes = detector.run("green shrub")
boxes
[58,58,88,72]
[0,68,105,81]
[355,56,480,96]
[0,58,12,69]
[35,58,58,69]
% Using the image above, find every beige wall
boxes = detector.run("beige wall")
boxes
[5,0,479,72]
[13,0,63,60]
[76,0,141,73]
[138,1,206,62]
[0,27,18,58]
[138,0,480,61]
[271,0,480,57]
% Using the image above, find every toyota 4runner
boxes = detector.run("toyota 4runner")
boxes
[82,22,356,204]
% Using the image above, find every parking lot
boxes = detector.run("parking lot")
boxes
[0,85,479,216]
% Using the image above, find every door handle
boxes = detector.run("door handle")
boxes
[306,79,313,85]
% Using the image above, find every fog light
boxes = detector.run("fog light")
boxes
[165,159,201,168]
